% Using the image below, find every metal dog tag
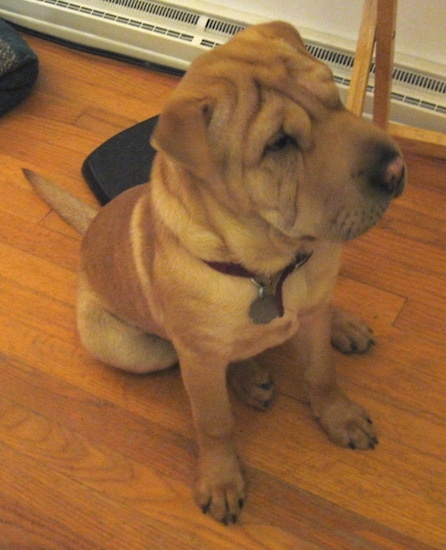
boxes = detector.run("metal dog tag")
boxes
[249,281,279,325]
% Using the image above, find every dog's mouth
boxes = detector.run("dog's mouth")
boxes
[329,202,389,241]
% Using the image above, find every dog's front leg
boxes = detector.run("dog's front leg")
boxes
[295,304,378,450]
[178,348,245,524]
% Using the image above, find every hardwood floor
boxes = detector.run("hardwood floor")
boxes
[0,33,445,549]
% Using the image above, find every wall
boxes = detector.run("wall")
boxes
[203,0,446,71]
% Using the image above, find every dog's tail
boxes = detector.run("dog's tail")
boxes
[23,169,98,235]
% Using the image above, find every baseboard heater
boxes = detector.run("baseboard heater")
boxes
[1,0,445,132]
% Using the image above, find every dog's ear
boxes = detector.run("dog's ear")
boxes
[151,93,217,181]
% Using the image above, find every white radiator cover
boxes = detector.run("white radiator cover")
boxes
[1,0,445,132]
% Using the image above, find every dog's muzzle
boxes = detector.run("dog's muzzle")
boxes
[330,144,406,242]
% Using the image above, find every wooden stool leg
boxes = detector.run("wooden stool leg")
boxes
[347,0,396,127]
[373,0,446,158]
[346,0,377,117]
[373,0,398,129]
[348,0,446,158]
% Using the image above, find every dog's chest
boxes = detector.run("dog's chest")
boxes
[223,264,336,360]
[138,237,341,361]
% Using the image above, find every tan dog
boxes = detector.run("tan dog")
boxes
[25,21,405,524]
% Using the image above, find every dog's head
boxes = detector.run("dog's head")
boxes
[151,22,405,243]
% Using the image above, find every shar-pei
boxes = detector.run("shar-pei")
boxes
[25,21,405,524]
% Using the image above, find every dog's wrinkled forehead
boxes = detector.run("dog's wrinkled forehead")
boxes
[187,21,340,112]
[150,22,342,182]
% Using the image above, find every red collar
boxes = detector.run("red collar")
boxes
[205,252,312,317]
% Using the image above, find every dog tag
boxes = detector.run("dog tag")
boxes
[249,281,279,325]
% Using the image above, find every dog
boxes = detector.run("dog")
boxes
[25,21,405,524]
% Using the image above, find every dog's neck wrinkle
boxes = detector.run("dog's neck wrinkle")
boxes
[152,155,304,277]
[151,155,228,259]
[196,184,307,276]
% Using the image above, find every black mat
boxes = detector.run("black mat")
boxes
[82,115,159,205]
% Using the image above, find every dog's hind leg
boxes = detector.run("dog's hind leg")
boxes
[227,359,275,411]
[76,277,177,374]
[330,306,375,354]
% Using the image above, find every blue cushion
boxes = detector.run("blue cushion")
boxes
[0,19,38,116]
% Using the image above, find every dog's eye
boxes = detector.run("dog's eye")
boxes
[266,134,296,153]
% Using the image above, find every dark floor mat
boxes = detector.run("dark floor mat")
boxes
[82,115,159,205]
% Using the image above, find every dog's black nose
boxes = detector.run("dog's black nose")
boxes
[382,155,405,197]
[371,147,406,197]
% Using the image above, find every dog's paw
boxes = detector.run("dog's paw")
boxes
[317,395,378,450]
[331,306,375,354]
[195,453,246,525]
[227,359,275,411]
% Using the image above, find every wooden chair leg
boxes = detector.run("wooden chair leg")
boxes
[373,0,398,129]
[346,0,377,118]
[347,0,446,159]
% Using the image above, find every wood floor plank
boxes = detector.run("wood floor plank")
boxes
[342,239,446,315]
[0,241,77,303]
[394,298,446,342]
[0,442,204,550]
[75,107,140,138]
[0,360,430,550]
[0,365,337,549]
[0,209,80,271]
[333,274,406,331]
[23,36,179,121]
[0,158,51,223]
[379,203,446,251]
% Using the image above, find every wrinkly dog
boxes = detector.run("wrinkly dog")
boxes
[25,22,405,524]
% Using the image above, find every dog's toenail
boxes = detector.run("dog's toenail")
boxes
[238,498,245,510]
[348,440,357,449]
[201,499,211,514]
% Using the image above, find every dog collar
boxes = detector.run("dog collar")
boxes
[205,252,312,323]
